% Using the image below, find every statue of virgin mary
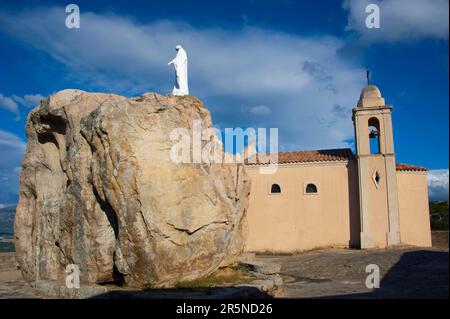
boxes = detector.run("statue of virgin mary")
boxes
[168,45,189,96]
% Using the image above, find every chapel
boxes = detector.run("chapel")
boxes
[244,85,431,252]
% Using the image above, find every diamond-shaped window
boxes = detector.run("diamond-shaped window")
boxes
[372,170,381,189]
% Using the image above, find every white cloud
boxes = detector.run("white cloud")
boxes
[0,7,366,151]
[0,131,26,204]
[0,92,45,120]
[343,0,449,43]
[13,94,46,108]
[0,130,26,151]
[0,93,20,120]
[428,169,449,201]
[247,105,272,116]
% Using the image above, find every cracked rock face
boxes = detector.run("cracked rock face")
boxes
[15,89,250,289]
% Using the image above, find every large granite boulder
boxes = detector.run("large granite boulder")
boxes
[14,90,250,290]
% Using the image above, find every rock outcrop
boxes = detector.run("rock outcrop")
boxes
[14,90,250,290]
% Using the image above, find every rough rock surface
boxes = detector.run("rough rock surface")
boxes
[15,90,250,289]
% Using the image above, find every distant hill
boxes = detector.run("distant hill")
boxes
[0,205,16,237]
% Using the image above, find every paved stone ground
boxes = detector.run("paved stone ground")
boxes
[0,270,38,298]
[1,247,448,299]
[0,270,275,299]
[256,246,449,299]
[0,252,275,299]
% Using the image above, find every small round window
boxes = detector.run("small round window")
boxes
[305,183,318,194]
[271,184,281,194]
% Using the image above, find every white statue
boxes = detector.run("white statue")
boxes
[168,45,189,96]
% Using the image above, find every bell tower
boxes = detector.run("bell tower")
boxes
[353,85,400,248]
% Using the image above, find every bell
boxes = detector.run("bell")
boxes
[369,130,379,139]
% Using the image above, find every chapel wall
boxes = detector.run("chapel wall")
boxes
[397,172,432,247]
[244,161,359,252]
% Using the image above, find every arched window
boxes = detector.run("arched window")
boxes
[368,117,381,154]
[305,183,318,194]
[270,184,281,194]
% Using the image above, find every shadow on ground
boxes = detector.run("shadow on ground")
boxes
[89,286,272,299]
[321,250,449,299]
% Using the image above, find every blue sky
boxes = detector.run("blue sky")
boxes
[0,0,448,203]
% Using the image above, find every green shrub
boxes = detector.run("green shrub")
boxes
[430,201,449,231]
[175,267,255,289]
[142,282,156,290]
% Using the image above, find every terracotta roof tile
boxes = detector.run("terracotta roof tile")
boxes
[396,163,428,172]
[245,148,355,165]
[245,149,428,172]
